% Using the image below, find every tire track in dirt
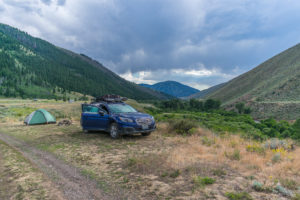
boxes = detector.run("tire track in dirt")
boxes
[0,132,127,200]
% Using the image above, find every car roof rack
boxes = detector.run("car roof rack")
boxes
[93,94,128,103]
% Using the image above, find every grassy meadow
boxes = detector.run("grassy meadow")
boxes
[0,98,300,199]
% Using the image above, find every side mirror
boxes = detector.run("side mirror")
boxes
[99,110,105,116]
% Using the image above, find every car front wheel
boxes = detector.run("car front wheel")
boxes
[110,123,120,139]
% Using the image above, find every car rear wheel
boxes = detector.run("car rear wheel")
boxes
[141,132,151,136]
[110,123,120,139]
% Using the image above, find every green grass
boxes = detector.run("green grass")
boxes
[193,176,216,188]
[225,192,253,200]
[169,169,180,178]
[280,178,298,190]
[225,192,254,200]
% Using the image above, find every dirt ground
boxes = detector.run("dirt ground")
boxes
[0,100,299,199]
[0,138,65,200]
[0,121,297,200]
[0,132,125,200]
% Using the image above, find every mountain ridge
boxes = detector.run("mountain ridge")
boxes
[188,83,226,99]
[207,43,300,119]
[139,80,199,97]
[208,43,300,103]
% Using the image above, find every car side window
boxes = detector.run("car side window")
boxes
[82,105,99,113]
[100,105,109,114]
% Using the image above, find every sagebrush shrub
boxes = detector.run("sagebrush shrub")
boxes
[193,176,215,188]
[225,149,241,161]
[252,180,264,191]
[272,153,281,163]
[169,119,198,135]
[201,136,215,146]
[246,144,265,155]
[225,192,253,200]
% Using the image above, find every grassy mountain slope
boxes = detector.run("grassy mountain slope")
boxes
[140,81,199,97]
[0,23,169,100]
[188,83,226,99]
[208,44,300,103]
[207,43,300,120]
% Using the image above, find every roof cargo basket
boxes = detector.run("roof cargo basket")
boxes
[94,94,128,103]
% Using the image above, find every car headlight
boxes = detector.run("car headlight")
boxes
[119,117,134,123]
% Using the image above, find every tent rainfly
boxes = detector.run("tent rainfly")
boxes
[24,109,56,125]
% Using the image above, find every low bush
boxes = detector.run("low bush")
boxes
[263,138,291,150]
[168,119,198,135]
[225,149,240,161]
[272,153,281,163]
[225,191,253,200]
[246,144,265,155]
[212,168,226,177]
[280,178,298,190]
[152,101,300,141]
[169,169,180,178]
[201,136,215,146]
[193,176,216,188]
[275,185,293,197]
[252,180,264,191]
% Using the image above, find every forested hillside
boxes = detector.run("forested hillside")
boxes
[0,23,170,100]
[140,81,199,97]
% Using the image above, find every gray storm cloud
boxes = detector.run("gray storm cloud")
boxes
[1,0,300,89]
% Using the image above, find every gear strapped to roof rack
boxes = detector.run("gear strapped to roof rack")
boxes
[94,94,128,103]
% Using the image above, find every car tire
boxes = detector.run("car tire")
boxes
[141,132,151,136]
[110,123,120,139]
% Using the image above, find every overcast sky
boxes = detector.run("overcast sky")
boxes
[1,0,300,90]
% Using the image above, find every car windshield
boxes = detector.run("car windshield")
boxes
[108,104,137,113]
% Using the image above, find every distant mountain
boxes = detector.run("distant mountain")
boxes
[207,43,300,120]
[0,23,170,100]
[188,83,226,99]
[139,81,199,98]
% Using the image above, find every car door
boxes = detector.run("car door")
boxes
[81,104,109,130]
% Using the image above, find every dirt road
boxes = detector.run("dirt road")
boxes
[0,132,123,200]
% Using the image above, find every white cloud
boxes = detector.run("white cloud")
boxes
[118,64,239,90]
[119,71,156,84]
[1,0,300,88]
[172,67,215,77]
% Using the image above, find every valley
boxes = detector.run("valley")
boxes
[1,2,300,200]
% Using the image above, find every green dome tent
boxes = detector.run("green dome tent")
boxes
[24,109,56,125]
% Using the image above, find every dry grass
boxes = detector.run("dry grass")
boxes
[1,99,299,199]
[160,125,300,188]
[0,140,64,200]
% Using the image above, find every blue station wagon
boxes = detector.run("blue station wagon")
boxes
[80,95,156,139]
